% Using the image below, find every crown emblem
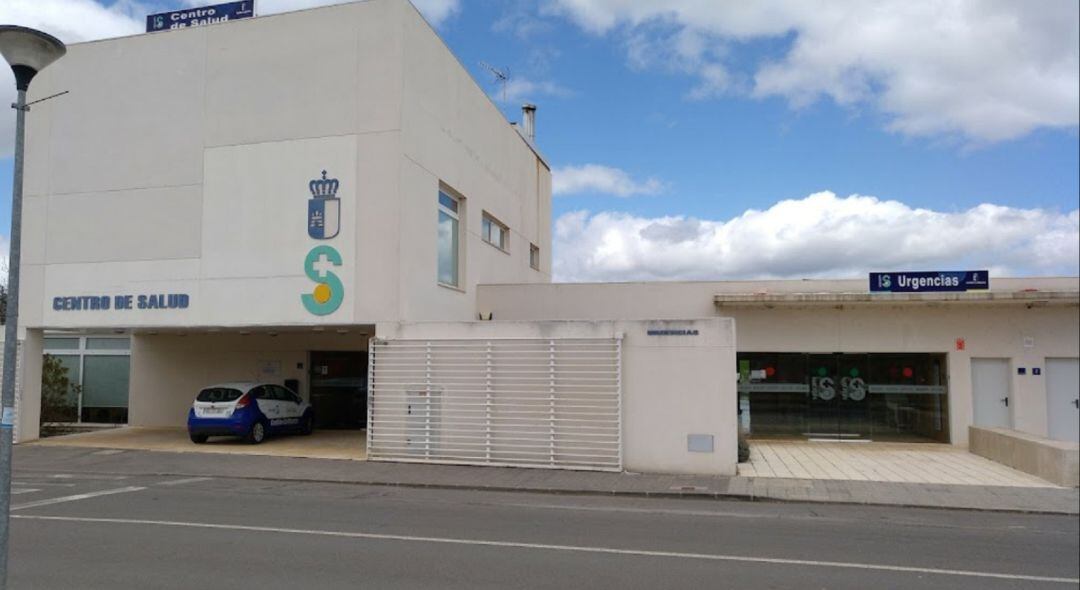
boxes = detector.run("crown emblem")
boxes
[309,170,339,199]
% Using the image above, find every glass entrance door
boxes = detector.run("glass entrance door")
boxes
[740,352,948,442]
[804,354,871,440]
[309,351,368,430]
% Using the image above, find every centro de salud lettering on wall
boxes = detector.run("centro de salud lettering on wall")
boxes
[53,294,190,311]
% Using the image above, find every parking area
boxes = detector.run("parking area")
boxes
[29,427,366,461]
[739,440,1059,487]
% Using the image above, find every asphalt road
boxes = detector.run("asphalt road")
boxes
[8,464,1080,589]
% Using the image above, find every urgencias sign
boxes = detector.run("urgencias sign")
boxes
[869,271,989,293]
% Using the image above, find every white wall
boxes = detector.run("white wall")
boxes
[128,331,372,428]
[478,279,1080,445]
[377,319,738,475]
[396,2,551,323]
[18,0,549,332]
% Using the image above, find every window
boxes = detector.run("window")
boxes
[481,213,509,252]
[437,190,460,287]
[43,335,131,424]
[530,243,540,270]
[197,388,244,403]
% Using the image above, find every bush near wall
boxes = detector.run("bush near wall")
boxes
[40,354,78,425]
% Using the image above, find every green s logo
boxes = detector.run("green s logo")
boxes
[301,245,344,315]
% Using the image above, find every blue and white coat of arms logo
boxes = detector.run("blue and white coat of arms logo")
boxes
[308,170,340,240]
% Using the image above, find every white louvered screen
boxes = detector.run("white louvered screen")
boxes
[368,338,622,471]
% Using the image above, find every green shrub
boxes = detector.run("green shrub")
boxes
[737,431,750,463]
[40,354,79,424]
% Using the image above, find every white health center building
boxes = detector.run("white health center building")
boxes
[7,0,1079,476]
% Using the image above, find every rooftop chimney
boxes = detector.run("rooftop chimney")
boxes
[521,103,536,141]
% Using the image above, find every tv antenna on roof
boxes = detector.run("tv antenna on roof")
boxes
[479,61,511,103]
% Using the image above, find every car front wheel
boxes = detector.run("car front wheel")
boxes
[247,421,267,444]
[190,433,208,444]
[301,414,314,436]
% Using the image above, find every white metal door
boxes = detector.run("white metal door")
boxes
[1045,358,1079,442]
[368,338,622,471]
[971,358,1011,429]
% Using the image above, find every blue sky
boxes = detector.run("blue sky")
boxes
[1,0,1078,281]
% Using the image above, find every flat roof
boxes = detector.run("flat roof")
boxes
[713,289,1079,308]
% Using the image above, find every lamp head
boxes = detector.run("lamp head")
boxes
[0,25,66,91]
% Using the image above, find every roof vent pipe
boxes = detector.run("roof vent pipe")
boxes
[521,103,536,141]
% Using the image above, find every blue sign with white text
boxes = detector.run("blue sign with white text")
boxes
[146,1,254,32]
[869,271,989,293]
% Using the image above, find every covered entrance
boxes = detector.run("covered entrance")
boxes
[309,351,368,430]
[738,352,949,443]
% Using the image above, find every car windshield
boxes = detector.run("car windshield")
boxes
[196,387,244,403]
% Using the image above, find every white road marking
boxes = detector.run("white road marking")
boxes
[157,477,212,487]
[49,474,129,480]
[11,487,147,511]
[11,489,41,495]
[13,514,1078,585]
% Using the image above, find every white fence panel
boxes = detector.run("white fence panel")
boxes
[368,337,622,471]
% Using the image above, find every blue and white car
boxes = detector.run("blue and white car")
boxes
[187,382,314,444]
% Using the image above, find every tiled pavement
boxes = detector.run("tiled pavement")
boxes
[31,427,367,460]
[17,443,1080,515]
[739,440,1055,487]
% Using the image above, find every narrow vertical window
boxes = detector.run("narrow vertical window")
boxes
[438,190,460,287]
[530,243,540,270]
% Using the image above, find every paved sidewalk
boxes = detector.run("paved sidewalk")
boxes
[15,444,1079,514]
[740,440,1054,487]
[32,427,366,460]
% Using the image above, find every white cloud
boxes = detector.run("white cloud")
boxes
[547,0,1080,144]
[553,191,1080,282]
[0,234,7,282]
[189,0,460,26]
[552,164,664,197]
[407,0,460,26]
[0,0,144,156]
[499,76,571,103]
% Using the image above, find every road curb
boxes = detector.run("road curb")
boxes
[13,464,1079,516]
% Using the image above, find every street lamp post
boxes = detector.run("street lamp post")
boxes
[0,25,66,589]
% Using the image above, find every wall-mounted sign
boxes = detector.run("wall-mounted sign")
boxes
[646,329,699,336]
[146,1,254,32]
[302,170,345,316]
[869,270,989,293]
[308,170,340,240]
[53,294,190,311]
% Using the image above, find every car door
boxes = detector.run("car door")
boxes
[251,385,279,424]
[275,385,304,426]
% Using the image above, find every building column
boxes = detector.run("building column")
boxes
[15,329,43,443]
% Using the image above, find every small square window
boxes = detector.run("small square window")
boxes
[530,243,540,270]
[481,212,508,252]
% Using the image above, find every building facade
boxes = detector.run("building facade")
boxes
[14,0,551,441]
[8,0,1079,476]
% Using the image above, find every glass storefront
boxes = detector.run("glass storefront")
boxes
[43,335,130,424]
[738,353,949,443]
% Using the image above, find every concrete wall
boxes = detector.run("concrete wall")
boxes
[128,331,372,428]
[969,426,1079,487]
[5,330,43,443]
[18,0,548,332]
[396,3,551,322]
[477,279,1080,445]
[377,319,738,475]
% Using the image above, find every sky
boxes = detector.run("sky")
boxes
[0,0,1077,282]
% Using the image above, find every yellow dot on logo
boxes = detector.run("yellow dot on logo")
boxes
[313,283,332,304]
